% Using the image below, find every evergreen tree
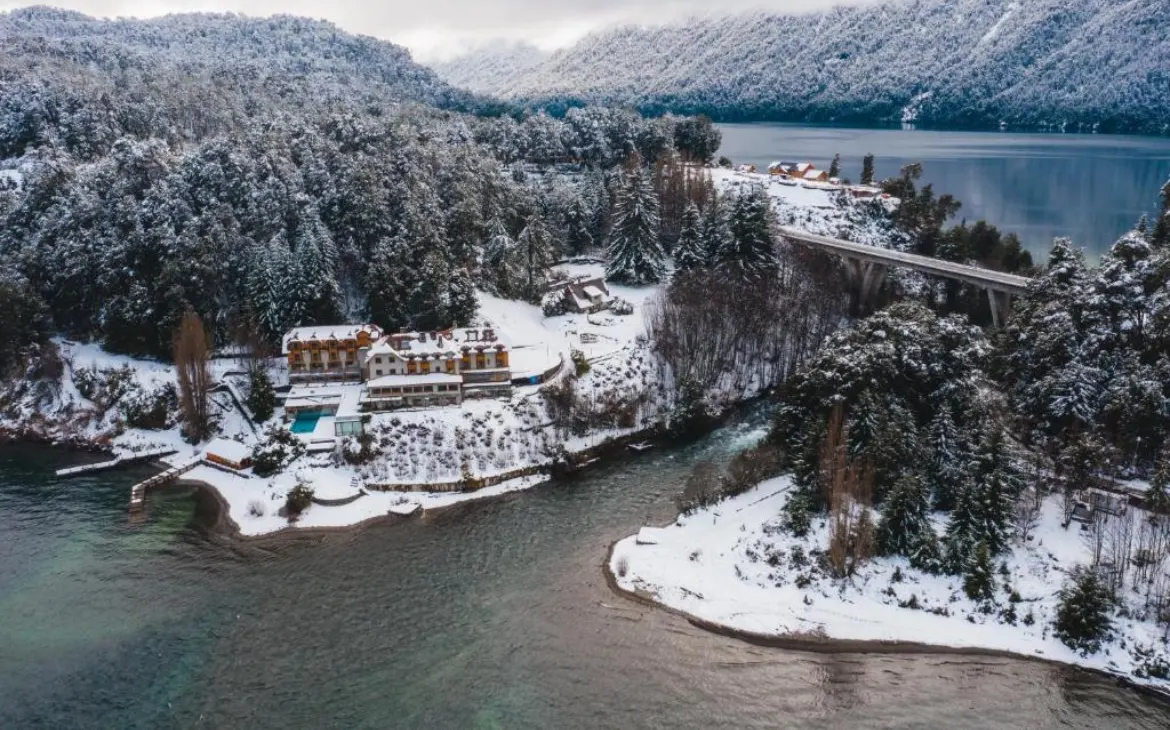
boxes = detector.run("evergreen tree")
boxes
[720,186,778,279]
[963,540,996,602]
[877,474,931,557]
[861,154,875,185]
[517,215,555,302]
[944,480,981,573]
[927,404,966,511]
[907,522,943,573]
[565,196,594,256]
[483,216,520,297]
[605,167,665,285]
[667,375,711,442]
[447,266,478,326]
[828,153,841,179]
[366,239,411,331]
[1152,178,1170,249]
[674,201,705,272]
[970,427,1022,556]
[699,195,731,265]
[246,367,276,423]
[1054,567,1114,655]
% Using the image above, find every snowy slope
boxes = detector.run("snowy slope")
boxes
[452,0,1170,133]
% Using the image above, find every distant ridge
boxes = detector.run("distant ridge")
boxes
[432,0,1170,134]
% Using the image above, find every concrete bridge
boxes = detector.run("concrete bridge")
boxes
[778,227,1034,327]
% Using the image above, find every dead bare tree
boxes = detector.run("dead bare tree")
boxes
[1015,484,1043,543]
[821,407,875,578]
[174,308,214,442]
[646,252,844,408]
[1102,508,1135,596]
[1083,507,1109,570]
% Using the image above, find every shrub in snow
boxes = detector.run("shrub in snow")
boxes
[252,425,306,477]
[607,297,634,316]
[1054,567,1115,655]
[676,460,722,515]
[120,382,178,430]
[247,500,265,517]
[666,376,713,443]
[541,291,570,318]
[246,369,276,423]
[616,556,629,578]
[285,482,315,516]
[340,432,380,466]
[722,444,782,499]
[571,349,590,377]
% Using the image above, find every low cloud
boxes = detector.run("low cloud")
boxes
[0,0,878,61]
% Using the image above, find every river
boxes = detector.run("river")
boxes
[3,422,1170,729]
[717,123,1170,260]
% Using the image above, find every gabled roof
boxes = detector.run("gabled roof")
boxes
[283,324,381,353]
[206,437,250,464]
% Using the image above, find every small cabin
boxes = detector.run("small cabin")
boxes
[205,437,252,471]
[802,168,830,183]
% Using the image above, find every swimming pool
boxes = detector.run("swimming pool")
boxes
[290,410,324,434]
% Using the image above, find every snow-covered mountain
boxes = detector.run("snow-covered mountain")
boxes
[433,41,548,95]
[0,5,478,154]
[439,0,1170,133]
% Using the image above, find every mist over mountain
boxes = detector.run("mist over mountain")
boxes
[434,0,1170,133]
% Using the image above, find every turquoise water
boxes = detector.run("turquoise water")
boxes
[290,411,323,434]
[3,425,1170,728]
[718,123,1170,260]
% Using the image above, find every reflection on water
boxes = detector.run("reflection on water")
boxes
[2,426,1170,729]
[718,123,1170,260]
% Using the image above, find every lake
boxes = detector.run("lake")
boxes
[717,123,1170,260]
[4,425,1170,729]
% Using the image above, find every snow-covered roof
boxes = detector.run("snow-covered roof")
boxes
[366,373,463,388]
[283,324,381,353]
[206,437,250,464]
[582,285,606,299]
[803,169,825,179]
[795,163,813,172]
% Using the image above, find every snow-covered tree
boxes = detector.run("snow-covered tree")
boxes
[877,474,931,557]
[1054,567,1115,655]
[673,201,705,272]
[720,186,778,279]
[606,167,665,285]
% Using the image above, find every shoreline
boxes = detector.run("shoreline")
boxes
[176,422,668,544]
[601,539,1170,705]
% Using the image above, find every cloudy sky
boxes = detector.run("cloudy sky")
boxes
[0,0,873,61]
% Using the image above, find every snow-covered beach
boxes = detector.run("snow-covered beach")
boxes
[609,477,1170,693]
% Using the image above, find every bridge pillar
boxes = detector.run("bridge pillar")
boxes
[844,258,888,316]
[987,289,1013,329]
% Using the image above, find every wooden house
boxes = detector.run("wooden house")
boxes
[205,437,252,471]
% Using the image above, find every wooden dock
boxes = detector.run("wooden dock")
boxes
[128,457,203,513]
[55,447,178,478]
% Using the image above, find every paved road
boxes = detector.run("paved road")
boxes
[778,226,1033,295]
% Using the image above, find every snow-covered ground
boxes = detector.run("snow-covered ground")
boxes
[712,167,904,249]
[20,266,667,537]
[610,478,1170,691]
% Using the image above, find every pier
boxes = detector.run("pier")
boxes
[128,457,203,513]
[54,447,178,478]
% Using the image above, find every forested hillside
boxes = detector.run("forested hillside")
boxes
[434,42,548,95]
[438,0,1170,133]
[0,7,719,364]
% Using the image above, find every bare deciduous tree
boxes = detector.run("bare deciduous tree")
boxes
[174,308,214,442]
[647,248,844,409]
[821,407,875,578]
